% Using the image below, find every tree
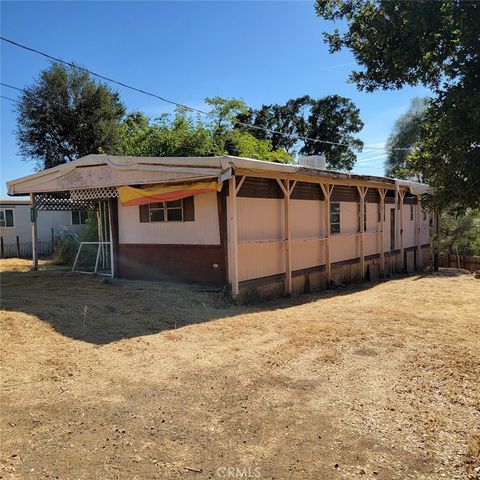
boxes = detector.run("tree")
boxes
[439,209,480,256]
[236,95,364,170]
[385,97,428,180]
[205,97,249,135]
[118,100,293,163]
[17,63,125,169]
[315,0,480,210]
[119,110,220,158]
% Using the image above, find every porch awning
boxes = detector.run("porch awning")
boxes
[117,180,222,207]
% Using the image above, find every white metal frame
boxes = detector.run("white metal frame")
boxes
[72,241,113,277]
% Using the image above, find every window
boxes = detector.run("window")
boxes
[357,202,367,232]
[0,209,14,227]
[71,210,88,225]
[139,197,195,223]
[149,200,183,222]
[330,202,340,234]
[410,205,414,221]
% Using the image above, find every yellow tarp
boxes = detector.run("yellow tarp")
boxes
[117,180,222,206]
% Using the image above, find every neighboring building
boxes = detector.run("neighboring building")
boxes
[0,198,86,258]
[6,155,432,300]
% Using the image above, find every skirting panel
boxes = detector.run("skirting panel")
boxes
[238,245,431,302]
[118,244,226,285]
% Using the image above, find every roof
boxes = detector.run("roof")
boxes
[0,198,30,205]
[6,154,431,196]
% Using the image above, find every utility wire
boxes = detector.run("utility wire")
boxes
[0,36,412,152]
[0,94,19,104]
[0,82,23,92]
[0,82,231,158]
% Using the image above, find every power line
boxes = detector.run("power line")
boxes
[0,82,23,92]
[0,35,411,152]
[0,95,19,104]
[0,81,230,158]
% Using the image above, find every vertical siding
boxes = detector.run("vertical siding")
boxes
[236,197,284,281]
[232,180,430,284]
[237,198,283,241]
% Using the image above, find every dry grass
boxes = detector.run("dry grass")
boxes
[1,259,479,479]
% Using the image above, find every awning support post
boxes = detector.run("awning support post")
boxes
[277,179,297,296]
[30,193,38,270]
[357,186,367,280]
[227,175,241,299]
[433,209,440,272]
[399,189,406,271]
[378,188,386,278]
[416,195,422,270]
[320,183,334,288]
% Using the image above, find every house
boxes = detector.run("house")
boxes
[6,155,432,299]
[0,198,87,258]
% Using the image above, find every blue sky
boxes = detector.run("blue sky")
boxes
[1,1,428,197]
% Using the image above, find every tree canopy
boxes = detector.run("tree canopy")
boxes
[16,63,125,169]
[16,65,364,170]
[235,95,364,170]
[440,209,480,256]
[385,97,428,180]
[118,107,293,162]
[315,0,480,210]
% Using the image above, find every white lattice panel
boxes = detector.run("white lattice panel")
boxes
[70,187,118,201]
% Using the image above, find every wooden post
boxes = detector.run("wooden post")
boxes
[416,195,422,271]
[16,235,21,258]
[320,183,333,288]
[0,236,4,259]
[227,175,240,299]
[399,189,406,272]
[378,188,386,278]
[276,179,297,296]
[433,209,440,272]
[357,186,367,280]
[108,198,119,278]
[30,193,38,270]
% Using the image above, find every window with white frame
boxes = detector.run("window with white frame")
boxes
[71,210,88,225]
[330,202,341,234]
[149,200,184,222]
[0,209,14,227]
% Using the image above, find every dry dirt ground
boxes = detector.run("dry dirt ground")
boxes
[1,259,479,480]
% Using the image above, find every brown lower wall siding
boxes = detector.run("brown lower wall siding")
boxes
[118,244,226,285]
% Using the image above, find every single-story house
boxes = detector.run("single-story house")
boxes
[0,198,86,258]
[6,155,432,299]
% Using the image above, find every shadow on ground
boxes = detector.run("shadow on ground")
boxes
[1,266,461,345]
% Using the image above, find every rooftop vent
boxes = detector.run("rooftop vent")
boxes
[297,155,326,170]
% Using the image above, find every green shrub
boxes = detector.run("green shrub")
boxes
[54,231,80,266]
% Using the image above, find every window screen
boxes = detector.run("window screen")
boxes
[330,202,341,234]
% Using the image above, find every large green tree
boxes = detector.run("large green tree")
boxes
[315,0,480,210]
[385,97,428,180]
[235,95,364,170]
[439,209,480,256]
[118,100,293,163]
[17,63,125,169]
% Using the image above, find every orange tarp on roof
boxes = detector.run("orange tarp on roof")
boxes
[117,180,222,207]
